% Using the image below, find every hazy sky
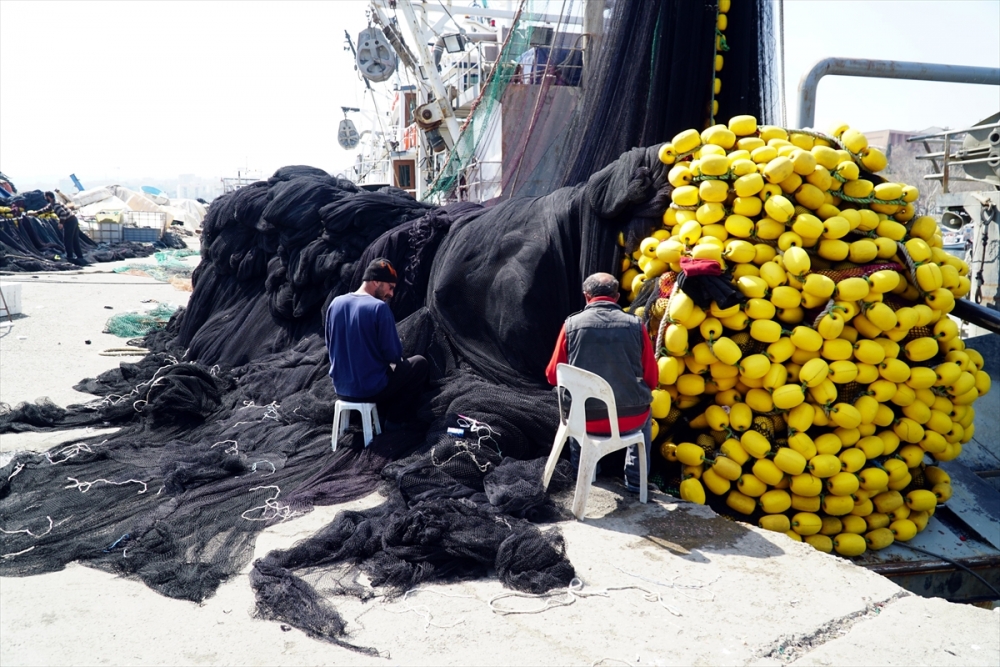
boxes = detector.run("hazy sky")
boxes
[783,0,1000,134]
[1,0,998,188]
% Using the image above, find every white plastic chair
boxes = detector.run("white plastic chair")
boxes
[542,363,647,519]
[331,400,381,451]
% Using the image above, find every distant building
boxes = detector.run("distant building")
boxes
[864,127,946,159]
[176,174,224,201]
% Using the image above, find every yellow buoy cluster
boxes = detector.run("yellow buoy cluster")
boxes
[628,115,989,558]
[0,206,56,222]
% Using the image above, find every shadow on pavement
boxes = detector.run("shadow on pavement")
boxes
[573,485,786,564]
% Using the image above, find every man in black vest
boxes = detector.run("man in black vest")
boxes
[546,272,658,491]
[36,191,87,265]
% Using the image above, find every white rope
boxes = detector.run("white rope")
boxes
[612,565,719,603]
[353,588,477,632]
[233,401,281,426]
[97,358,180,411]
[431,440,496,472]
[457,414,501,450]
[0,515,53,538]
[240,485,304,523]
[250,460,276,476]
[488,578,683,617]
[488,567,719,617]
[379,604,465,630]
[7,462,24,481]
[45,443,94,465]
[64,476,148,495]
[262,401,281,422]
[1,546,36,559]
[211,439,239,455]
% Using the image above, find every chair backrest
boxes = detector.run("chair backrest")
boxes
[555,363,622,440]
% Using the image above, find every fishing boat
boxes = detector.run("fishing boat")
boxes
[342,0,598,203]
[941,229,966,250]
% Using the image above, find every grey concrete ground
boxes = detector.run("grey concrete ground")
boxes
[1,255,998,667]
[1,250,195,455]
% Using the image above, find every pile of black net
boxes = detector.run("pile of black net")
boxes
[0,2,777,651]
[539,0,777,191]
[0,150,676,651]
[0,213,175,272]
[0,188,186,272]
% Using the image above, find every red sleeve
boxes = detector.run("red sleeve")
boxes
[545,324,568,385]
[640,323,658,389]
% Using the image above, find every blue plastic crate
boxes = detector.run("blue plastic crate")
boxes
[122,227,160,243]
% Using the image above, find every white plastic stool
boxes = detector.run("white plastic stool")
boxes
[542,363,647,519]
[331,400,381,451]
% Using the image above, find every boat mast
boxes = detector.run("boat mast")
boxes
[371,0,462,148]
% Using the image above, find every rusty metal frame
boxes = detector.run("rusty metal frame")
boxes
[797,58,1000,129]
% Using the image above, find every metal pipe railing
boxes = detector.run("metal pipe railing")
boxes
[907,122,1000,143]
[797,59,1000,129]
[952,299,1000,336]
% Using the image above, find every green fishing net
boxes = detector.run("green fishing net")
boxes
[104,303,177,338]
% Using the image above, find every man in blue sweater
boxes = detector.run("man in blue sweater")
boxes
[325,258,427,424]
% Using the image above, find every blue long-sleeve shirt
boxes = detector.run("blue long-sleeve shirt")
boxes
[325,293,403,398]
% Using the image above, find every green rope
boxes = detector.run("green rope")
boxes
[691,171,736,182]
[781,128,842,148]
[715,29,730,52]
[648,6,663,102]
[834,192,907,207]
[709,4,721,126]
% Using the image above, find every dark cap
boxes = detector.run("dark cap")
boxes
[362,257,397,284]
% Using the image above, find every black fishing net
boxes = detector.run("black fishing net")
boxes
[0,3,777,650]
[0,214,165,272]
[550,0,777,190]
[0,146,669,649]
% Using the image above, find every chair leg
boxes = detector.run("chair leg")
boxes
[638,437,648,505]
[371,405,381,436]
[362,409,374,447]
[542,423,569,491]
[337,410,349,437]
[572,438,596,520]
[331,409,343,452]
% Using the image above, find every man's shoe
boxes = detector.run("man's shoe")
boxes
[623,480,658,494]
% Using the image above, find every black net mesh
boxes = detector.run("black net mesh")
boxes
[555,0,777,189]
[0,3,777,651]
[0,214,162,271]
[0,150,666,648]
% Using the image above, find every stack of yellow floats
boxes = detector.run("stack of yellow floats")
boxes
[0,206,57,222]
[623,115,990,557]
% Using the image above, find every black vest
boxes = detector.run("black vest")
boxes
[564,300,652,420]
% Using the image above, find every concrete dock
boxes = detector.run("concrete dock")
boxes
[1,253,997,666]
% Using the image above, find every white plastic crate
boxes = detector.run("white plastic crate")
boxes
[123,210,167,230]
[0,282,23,317]
[87,222,123,244]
